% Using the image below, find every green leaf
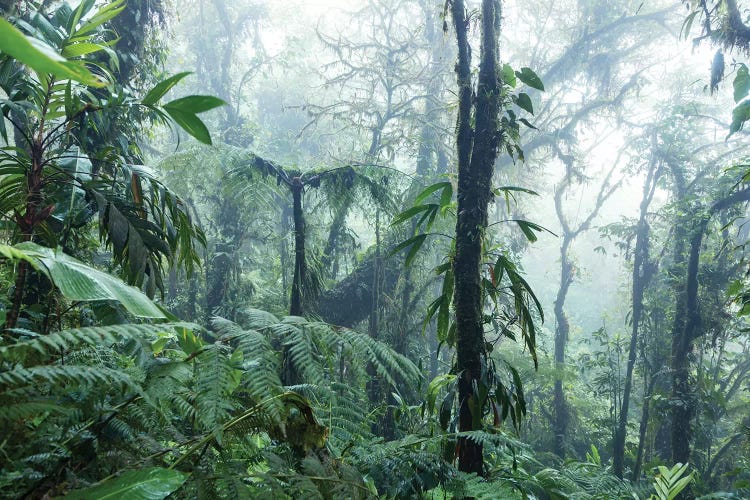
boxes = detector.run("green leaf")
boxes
[518,118,537,129]
[61,42,107,58]
[389,233,428,267]
[514,219,555,242]
[63,467,188,500]
[72,0,126,37]
[501,63,517,87]
[0,17,103,86]
[390,204,433,226]
[515,67,544,91]
[426,374,456,416]
[163,95,226,114]
[729,100,750,137]
[680,10,699,40]
[0,242,166,318]
[415,181,452,205]
[142,72,192,106]
[734,64,750,103]
[164,108,213,145]
[515,93,534,114]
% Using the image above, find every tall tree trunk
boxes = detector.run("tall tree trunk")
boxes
[668,186,750,467]
[552,234,573,457]
[451,0,502,475]
[550,156,618,457]
[290,179,306,317]
[613,158,659,477]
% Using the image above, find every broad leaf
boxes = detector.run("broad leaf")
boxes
[63,467,188,500]
[515,67,544,91]
[163,95,226,114]
[0,242,166,318]
[515,93,534,114]
[734,63,750,103]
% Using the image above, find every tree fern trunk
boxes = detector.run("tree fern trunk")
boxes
[290,179,305,317]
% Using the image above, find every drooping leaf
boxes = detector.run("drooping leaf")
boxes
[729,100,750,137]
[63,467,188,500]
[0,242,166,318]
[390,233,428,267]
[163,107,213,145]
[734,64,750,103]
[515,67,544,91]
[514,93,534,114]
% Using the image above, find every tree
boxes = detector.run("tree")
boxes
[550,153,621,457]
[613,133,662,478]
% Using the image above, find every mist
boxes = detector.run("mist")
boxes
[1,0,749,497]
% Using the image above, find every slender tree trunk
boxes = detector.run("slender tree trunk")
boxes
[290,179,305,316]
[671,217,706,465]
[613,160,659,477]
[553,235,572,456]
[205,243,231,324]
[451,0,502,475]
[549,160,619,457]
[633,372,657,481]
[4,114,46,331]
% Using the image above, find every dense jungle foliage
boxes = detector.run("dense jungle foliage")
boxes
[0,0,749,498]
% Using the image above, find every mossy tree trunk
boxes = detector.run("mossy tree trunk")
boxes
[451,0,502,475]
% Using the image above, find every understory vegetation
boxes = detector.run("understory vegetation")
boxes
[0,0,749,498]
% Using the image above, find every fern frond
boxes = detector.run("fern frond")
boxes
[194,344,237,433]
[0,401,70,423]
[0,323,193,362]
[0,364,136,394]
[241,308,280,329]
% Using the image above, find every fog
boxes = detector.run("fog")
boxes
[2,0,749,497]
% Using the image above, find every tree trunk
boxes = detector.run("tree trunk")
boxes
[290,178,305,316]
[633,372,657,481]
[451,0,502,475]
[613,159,659,478]
[552,235,573,457]
[4,121,46,332]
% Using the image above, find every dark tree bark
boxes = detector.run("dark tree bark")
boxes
[670,186,750,466]
[613,154,661,478]
[451,0,502,475]
[205,243,232,323]
[290,178,306,316]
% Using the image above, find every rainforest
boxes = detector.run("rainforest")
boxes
[0,0,749,498]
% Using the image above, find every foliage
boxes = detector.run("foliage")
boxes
[650,463,694,500]
[0,0,217,307]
